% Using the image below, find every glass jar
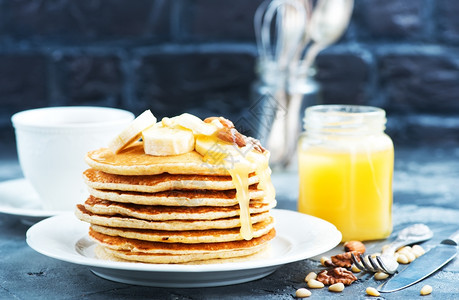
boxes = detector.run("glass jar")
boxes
[251,59,321,169]
[298,105,393,241]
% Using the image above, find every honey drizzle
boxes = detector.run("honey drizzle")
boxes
[199,135,274,241]
[228,163,253,240]
[250,152,276,204]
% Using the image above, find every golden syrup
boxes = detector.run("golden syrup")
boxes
[247,151,276,204]
[298,146,393,241]
[228,162,254,240]
[198,135,255,240]
[298,105,394,241]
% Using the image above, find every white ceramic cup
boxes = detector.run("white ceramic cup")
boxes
[11,106,134,211]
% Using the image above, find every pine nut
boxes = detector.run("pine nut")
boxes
[370,252,381,258]
[399,246,412,253]
[366,287,380,297]
[320,256,331,267]
[304,272,317,282]
[397,246,412,257]
[396,249,409,256]
[397,253,409,264]
[412,245,425,258]
[420,285,432,296]
[405,251,416,263]
[381,244,390,252]
[307,279,324,289]
[328,282,344,292]
[295,288,311,298]
[374,272,389,280]
[351,264,361,273]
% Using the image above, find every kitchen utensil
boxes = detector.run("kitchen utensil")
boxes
[253,0,309,169]
[299,0,354,71]
[253,0,354,169]
[378,229,459,292]
[254,0,306,70]
[352,224,433,274]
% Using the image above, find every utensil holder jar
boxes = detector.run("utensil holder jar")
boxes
[251,59,321,170]
[298,105,394,241]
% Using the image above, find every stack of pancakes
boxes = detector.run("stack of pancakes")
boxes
[75,142,276,264]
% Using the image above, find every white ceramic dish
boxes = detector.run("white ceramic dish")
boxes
[12,106,134,211]
[26,209,341,287]
[0,178,64,225]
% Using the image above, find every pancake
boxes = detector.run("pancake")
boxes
[98,244,269,264]
[90,228,276,263]
[83,169,260,192]
[76,114,277,265]
[94,244,271,264]
[87,186,265,207]
[85,142,257,176]
[82,196,276,221]
[75,204,271,230]
[90,216,275,243]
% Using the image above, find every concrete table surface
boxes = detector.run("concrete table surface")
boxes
[1,146,458,299]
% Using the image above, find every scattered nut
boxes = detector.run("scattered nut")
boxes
[317,267,357,285]
[420,284,432,296]
[304,272,317,282]
[399,246,412,252]
[295,288,311,298]
[374,272,390,280]
[397,253,409,264]
[320,256,335,267]
[370,252,381,259]
[331,251,359,268]
[366,287,380,297]
[344,241,366,254]
[381,244,390,252]
[412,244,423,251]
[328,282,345,292]
[405,251,416,263]
[307,279,324,289]
[412,245,425,258]
[351,264,361,273]
[397,246,412,256]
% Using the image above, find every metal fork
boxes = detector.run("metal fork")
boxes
[352,224,433,274]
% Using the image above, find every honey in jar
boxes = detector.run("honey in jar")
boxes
[298,105,393,241]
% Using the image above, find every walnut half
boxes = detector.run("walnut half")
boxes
[331,251,360,268]
[316,267,358,286]
[204,116,266,153]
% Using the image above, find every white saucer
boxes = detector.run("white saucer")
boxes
[26,209,342,287]
[0,178,65,225]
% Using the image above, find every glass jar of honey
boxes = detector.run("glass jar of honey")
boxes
[298,105,393,241]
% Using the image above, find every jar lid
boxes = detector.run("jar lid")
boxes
[303,105,387,134]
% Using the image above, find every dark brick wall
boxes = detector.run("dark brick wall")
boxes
[1,0,459,148]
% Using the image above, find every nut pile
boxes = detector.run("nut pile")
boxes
[295,241,429,298]
[295,241,365,297]
[394,245,425,264]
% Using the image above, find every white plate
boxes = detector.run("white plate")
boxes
[0,178,65,225]
[26,209,341,287]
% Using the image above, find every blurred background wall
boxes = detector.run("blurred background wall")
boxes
[1,0,459,151]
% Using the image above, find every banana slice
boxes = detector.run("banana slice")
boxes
[163,113,217,136]
[195,135,228,164]
[143,126,195,156]
[108,110,157,153]
[195,135,248,166]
